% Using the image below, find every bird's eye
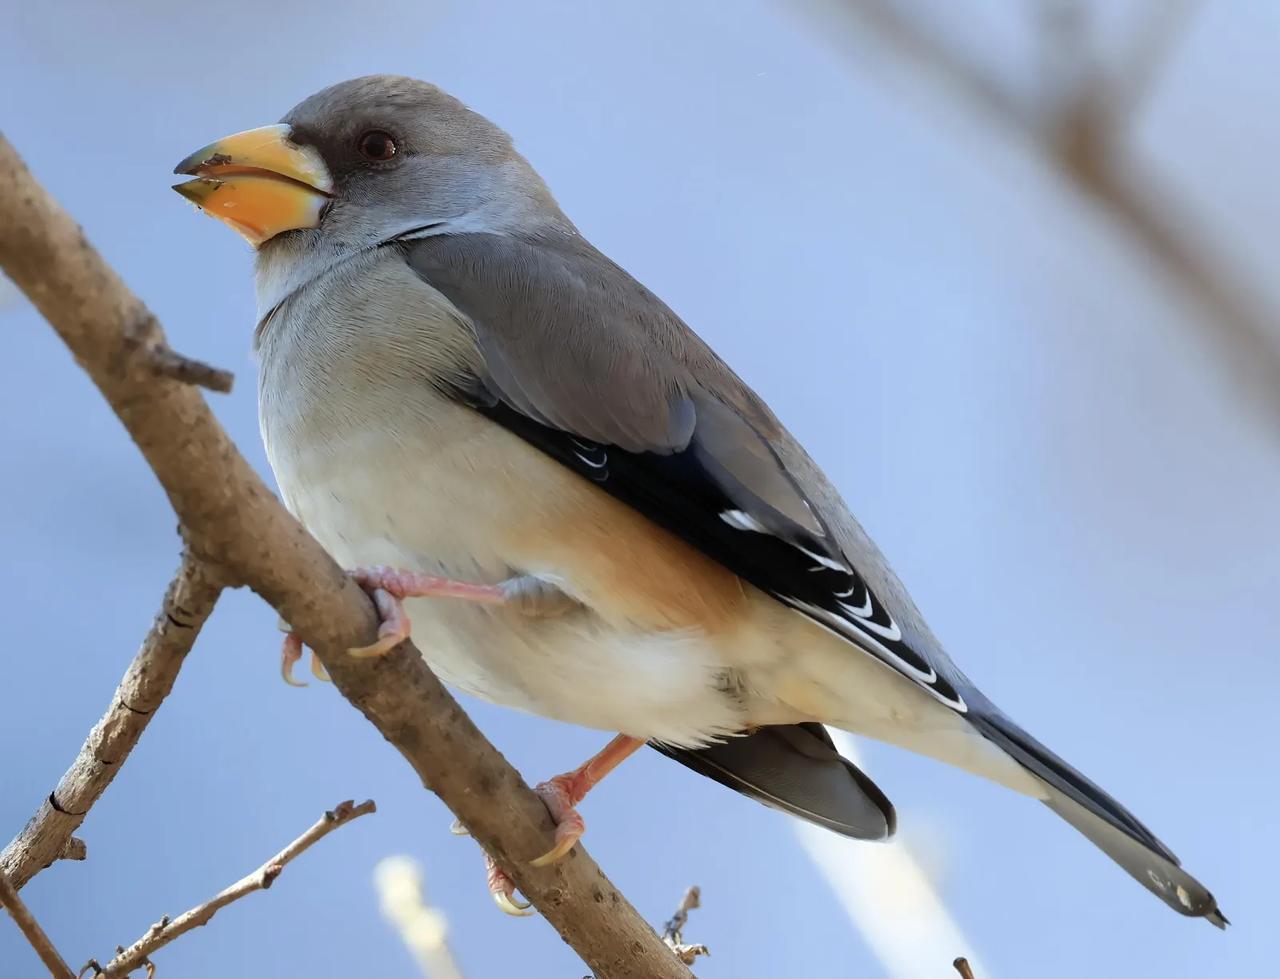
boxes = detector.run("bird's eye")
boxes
[357,130,397,161]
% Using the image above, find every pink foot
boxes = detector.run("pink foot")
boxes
[346,586,412,659]
[527,735,645,867]
[280,632,330,686]
[530,774,589,866]
[281,632,305,687]
[462,736,643,914]
[279,566,510,683]
[346,565,507,659]
[485,852,532,917]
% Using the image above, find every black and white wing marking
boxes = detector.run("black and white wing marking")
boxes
[471,396,968,713]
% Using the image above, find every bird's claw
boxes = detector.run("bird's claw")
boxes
[345,567,506,658]
[486,853,533,917]
[281,633,307,687]
[309,652,330,682]
[493,889,534,917]
[529,775,587,867]
[280,632,331,685]
[347,586,411,658]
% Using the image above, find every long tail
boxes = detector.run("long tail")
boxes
[966,700,1227,927]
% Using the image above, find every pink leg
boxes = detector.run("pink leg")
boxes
[530,734,646,867]
[347,566,507,659]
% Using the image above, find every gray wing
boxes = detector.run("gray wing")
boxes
[405,230,966,710]
[403,231,1224,924]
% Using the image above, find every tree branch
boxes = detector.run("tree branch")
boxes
[0,871,76,979]
[0,134,692,979]
[82,800,375,978]
[1,555,222,890]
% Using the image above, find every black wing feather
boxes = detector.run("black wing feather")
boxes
[654,723,896,840]
[468,397,966,709]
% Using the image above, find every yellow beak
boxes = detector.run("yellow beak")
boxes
[173,124,334,247]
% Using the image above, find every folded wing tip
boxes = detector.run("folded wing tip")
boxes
[652,724,895,842]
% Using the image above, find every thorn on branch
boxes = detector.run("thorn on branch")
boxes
[58,837,87,862]
[146,345,234,394]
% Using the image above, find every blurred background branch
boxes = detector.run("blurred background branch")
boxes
[801,0,1280,432]
[375,856,466,979]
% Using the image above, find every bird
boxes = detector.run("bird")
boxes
[171,74,1224,926]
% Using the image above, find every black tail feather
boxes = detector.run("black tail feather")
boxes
[653,723,895,841]
[968,704,1225,926]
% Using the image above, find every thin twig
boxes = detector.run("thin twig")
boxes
[0,871,76,979]
[660,886,709,966]
[374,856,465,979]
[1,555,223,889]
[146,345,234,393]
[953,956,977,979]
[0,132,694,979]
[86,800,375,978]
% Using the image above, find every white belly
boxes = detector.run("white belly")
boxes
[269,410,758,747]
[266,405,1037,792]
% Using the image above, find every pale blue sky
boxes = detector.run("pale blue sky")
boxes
[2,2,1274,977]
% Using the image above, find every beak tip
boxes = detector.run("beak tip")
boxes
[172,177,221,206]
[172,149,207,177]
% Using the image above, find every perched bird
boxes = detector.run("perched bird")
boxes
[173,74,1224,925]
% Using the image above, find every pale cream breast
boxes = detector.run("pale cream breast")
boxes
[255,249,777,744]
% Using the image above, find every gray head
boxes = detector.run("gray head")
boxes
[281,75,568,245]
[172,74,572,313]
